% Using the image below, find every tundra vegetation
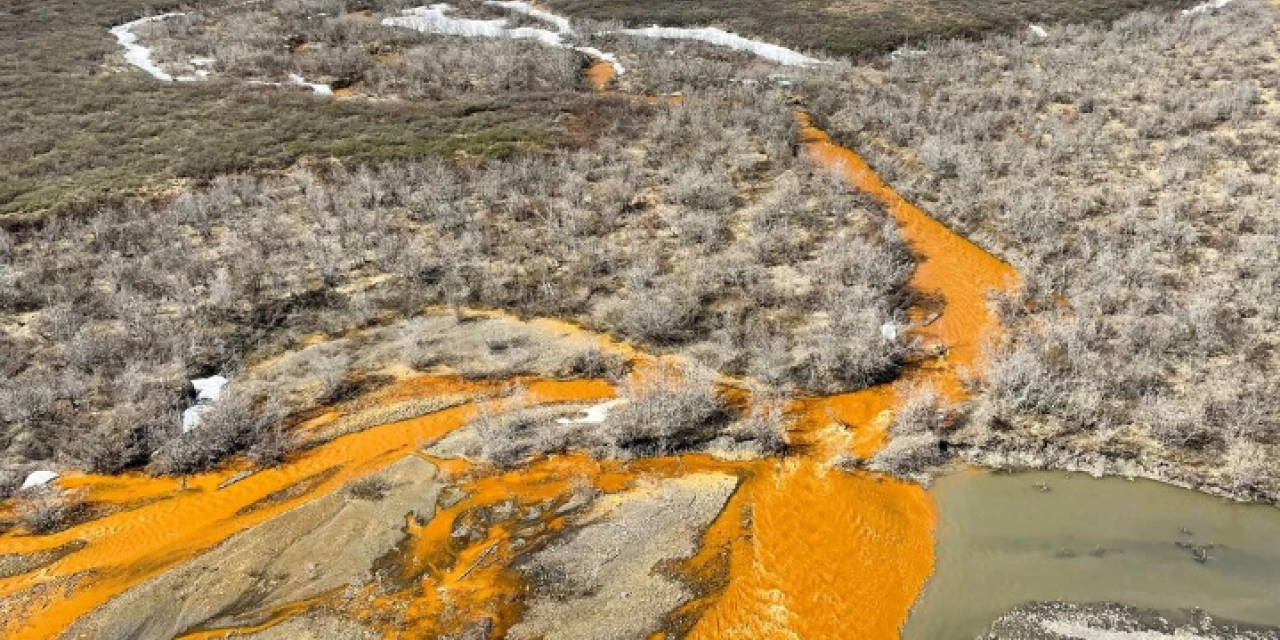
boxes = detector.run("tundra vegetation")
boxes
[0,0,579,221]
[0,0,914,494]
[812,2,1280,500]
[2,0,1277,513]
[541,0,1195,56]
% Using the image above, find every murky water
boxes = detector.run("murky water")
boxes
[904,470,1280,640]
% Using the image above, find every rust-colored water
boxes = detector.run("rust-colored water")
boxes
[669,117,1018,640]
[0,377,612,640]
[797,114,1018,399]
[0,104,1015,640]
[684,459,935,640]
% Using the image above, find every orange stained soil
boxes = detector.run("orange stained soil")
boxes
[0,377,613,640]
[586,59,617,91]
[362,453,646,637]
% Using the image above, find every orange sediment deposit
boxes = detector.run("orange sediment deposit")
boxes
[172,598,322,640]
[361,453,632,636]
[357,452,743,637]
[0,376,613,640]
[586,59,617,91]
[791,384,898,461]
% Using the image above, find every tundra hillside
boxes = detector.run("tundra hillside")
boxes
[0,0,915,498]
[811,3,1280,501]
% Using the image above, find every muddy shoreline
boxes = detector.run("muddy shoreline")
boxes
[949,440,1280,507]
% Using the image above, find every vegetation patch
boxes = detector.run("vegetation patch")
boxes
[542,0,1195,57]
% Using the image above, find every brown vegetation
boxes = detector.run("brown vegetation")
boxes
[1,75,909,477]
[543,0,1194,56]
[810,3,1280,500]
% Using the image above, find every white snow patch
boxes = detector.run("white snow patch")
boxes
[182,405,211,432]
[880,322,899,342]
[505,25,566,46]
[190,57,216,66]
[608,25,823,67]
[289,73,334,95]
[484,0,572,33]
[384,4,554,41]
[192,375,228,402]
[1183,0,1235,15]
[386,5,623,75]
[890,47,929,59]
[556,399,627,425]
[184,375,228,432]
[574,46,626,76]
[110,13,185,81]
[20,470,59,490]
[1029,24,1049,38]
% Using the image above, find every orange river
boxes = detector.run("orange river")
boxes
[0,98,1016,639]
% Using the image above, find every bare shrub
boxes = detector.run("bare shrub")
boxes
[348,475,392,501]
[605,362,729,456]
[562,344,628,380]
[70,399,177,474]
[0,468,22,500]
[1225,440,1275,498]
[149,390,285,476]
[868,384,950,479]
[727,386,790,453]
[16,489,89,535]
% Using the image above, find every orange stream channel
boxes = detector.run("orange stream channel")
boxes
[0,99,1016,639]
[0,378,613,640]
[667,117,1019,640]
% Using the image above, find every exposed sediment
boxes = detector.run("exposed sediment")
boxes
[510,473,739,640]
[59,457,442,640]
[985,602,1280,640]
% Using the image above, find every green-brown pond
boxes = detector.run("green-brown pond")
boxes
[903,469,1280,640]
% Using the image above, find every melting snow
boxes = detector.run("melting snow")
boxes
[1029,24,1049,38]
[484,0,573,33]
[1183,0,1235,15]
[385,4,623,75]
[890,47,929,59]
[192,375,228,402]
[184,375,228,432]
[608,25,823,67]
[20,470,59,490]
[110,13,185,81]
[383,4,561,44]
[574,46,626,76]
[880,322,899,342]
[289,73,334,95]
[557,399,628,425]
